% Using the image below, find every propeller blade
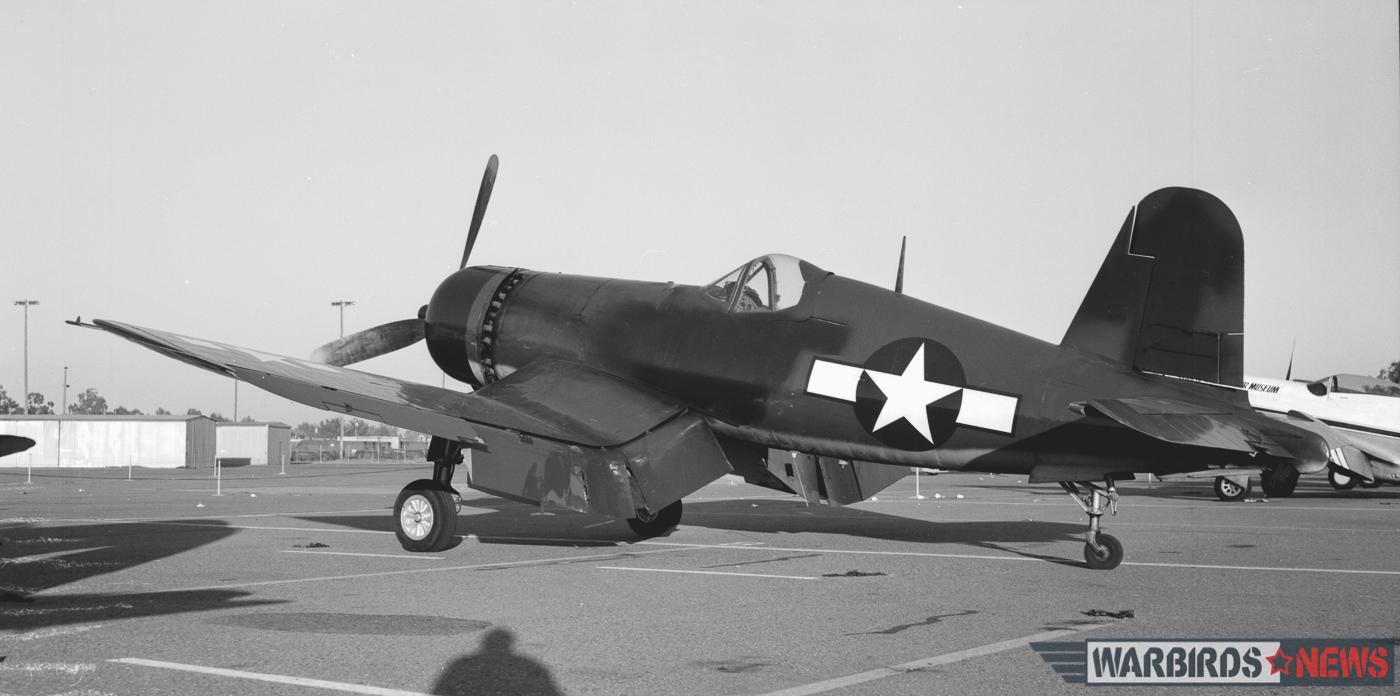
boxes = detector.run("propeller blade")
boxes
[310,318,425,367]
[460,154,499,269]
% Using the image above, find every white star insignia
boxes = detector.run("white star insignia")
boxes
[863,344,960,442]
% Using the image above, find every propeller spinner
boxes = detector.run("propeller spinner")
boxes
[310,155,499,368]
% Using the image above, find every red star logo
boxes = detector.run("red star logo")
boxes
[1267,646,1293,675]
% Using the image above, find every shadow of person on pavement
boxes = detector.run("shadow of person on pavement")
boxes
[432,627,563,696]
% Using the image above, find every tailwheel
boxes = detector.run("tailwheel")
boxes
[1059,479,1124,571]
[395,479,459,552]
[626,500,683,538]
[1329,469,1358,490]
[1359,478,1384,489]
[1084,533,1124,571]
[1213,476,1250,502]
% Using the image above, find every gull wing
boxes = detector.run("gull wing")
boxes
[87,319,678,447]
[84,319,733,517]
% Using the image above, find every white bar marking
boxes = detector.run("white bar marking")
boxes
[806,360,863,401]
[111,658,430,696]
[955,389,1017,433]
[598,566,817,580]
[759,623,1111,695]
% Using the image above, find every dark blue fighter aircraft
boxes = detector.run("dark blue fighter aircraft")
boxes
[76,157,1336,569]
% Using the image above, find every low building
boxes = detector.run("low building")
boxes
[0,415,216,469]
[215,422,292,467]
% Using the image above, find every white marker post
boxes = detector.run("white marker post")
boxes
[913,467,927,500]
[128,455,133,481]
[27,452,32,484]
[215,458,223,496]
[279,442,286,475]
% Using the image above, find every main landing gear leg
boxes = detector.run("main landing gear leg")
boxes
[394,437,463,553]
[1060,479,1124,570]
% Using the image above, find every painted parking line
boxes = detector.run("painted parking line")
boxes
[55,544,709,596]
[280,550,446,560]
[111,657,428,696]
[637,540,1400,576]
[598,566,817,580]
[757,623,1111,696]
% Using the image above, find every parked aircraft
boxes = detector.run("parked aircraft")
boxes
[74,157,1348,570]
[1243,373,1400,492]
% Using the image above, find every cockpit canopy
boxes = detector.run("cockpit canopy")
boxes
[703,254,812,312]
[1306,374,1400,397]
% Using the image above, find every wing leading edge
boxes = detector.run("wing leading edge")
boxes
[85,319,733,517]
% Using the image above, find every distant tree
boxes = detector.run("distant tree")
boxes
[0,385,19,414]
[68,388,109,415]
[207,412,229,422]
[239,415,256,423]
[186,408,204,416]
[1379,361,1399,384]
[293,421,317,438]
[27,392,55,415]
[111,406,144,416]
[367,421,398,436]
[316,417,345,438]
[154,407,171,415]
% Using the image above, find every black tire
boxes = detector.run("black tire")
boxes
[626,500,683,538]
[1083,533,1124,570]
[394,479,458,552]
[1213,476,1250,502]
[1260,469,1298,498]
[1359,478,1384,489]
[1329,469,1359,490]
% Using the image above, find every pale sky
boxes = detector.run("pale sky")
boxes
[3,1,1398,427]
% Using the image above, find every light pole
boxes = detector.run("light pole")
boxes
[62,366,69,415]
[330,300,355,340]
[14,300,38,414]
[330,300,354,459]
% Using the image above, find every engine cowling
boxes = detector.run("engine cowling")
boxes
[423,265,520,388]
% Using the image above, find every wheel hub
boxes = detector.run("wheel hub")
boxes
[400,495,435,541]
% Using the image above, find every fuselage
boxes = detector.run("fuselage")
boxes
[425,255,1250,477]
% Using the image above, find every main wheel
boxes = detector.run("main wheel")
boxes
[1329,469,1358,490]
[1260,469,1298,498]
[626,500,683,538]
[394,479,458,552]
[1083,533,1124,570]
[1213,476,1250,502]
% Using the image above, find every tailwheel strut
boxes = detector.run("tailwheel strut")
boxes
[1060,478,1124,570]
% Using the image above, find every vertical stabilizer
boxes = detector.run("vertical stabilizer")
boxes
[1061,187,1244,387]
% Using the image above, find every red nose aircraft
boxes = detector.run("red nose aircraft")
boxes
[76,156,1338,570]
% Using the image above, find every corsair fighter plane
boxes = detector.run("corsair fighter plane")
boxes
[77,157,1344,570]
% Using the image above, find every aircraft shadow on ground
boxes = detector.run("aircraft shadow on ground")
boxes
[295,497,1089,565]
[0,520,284,632]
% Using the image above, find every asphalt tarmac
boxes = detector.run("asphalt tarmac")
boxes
[2,461,1397,695]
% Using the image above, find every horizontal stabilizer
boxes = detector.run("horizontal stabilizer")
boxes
[1076,396,1332,473]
